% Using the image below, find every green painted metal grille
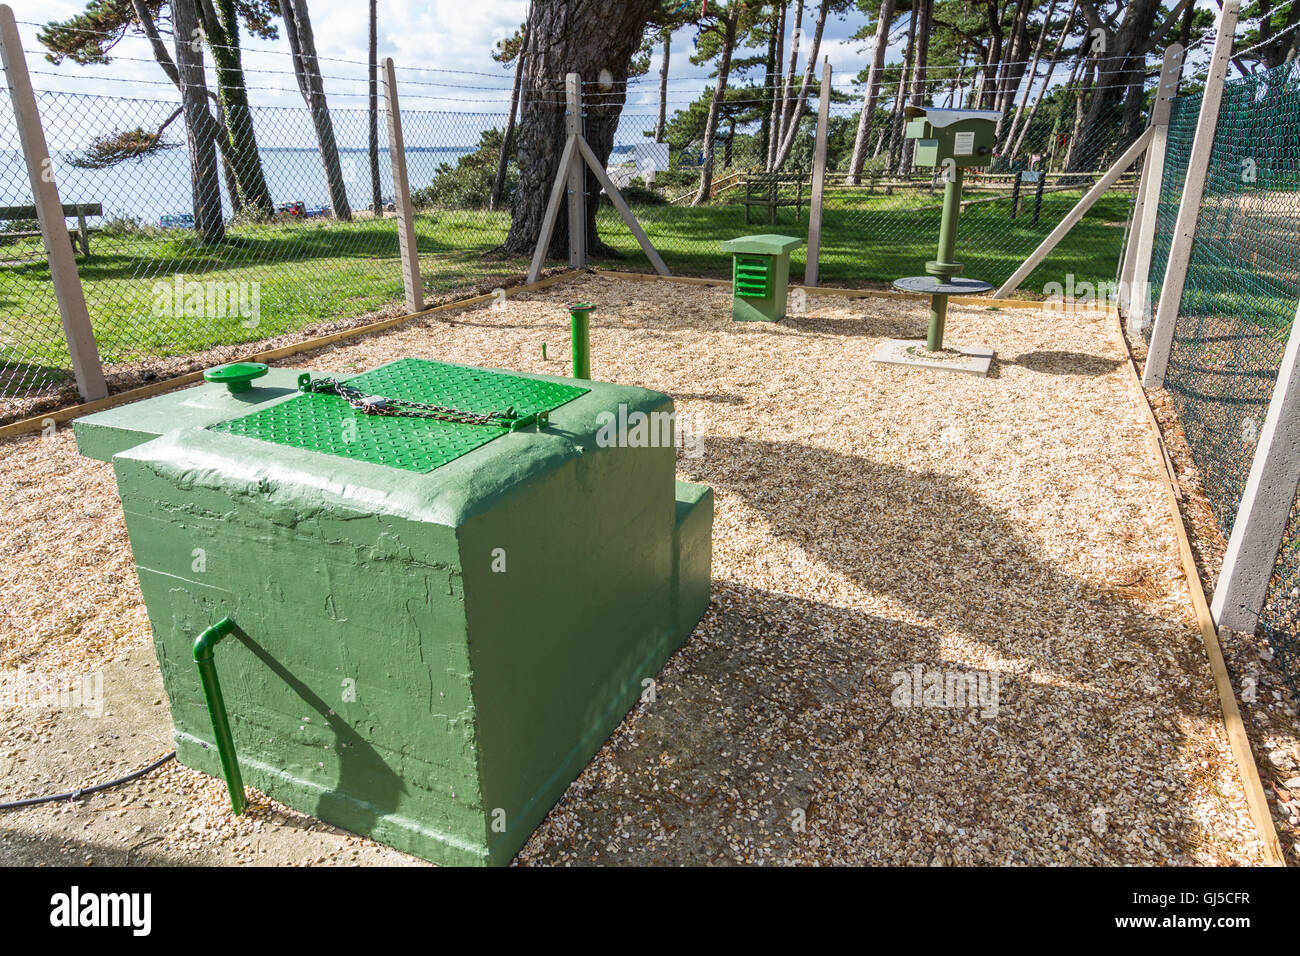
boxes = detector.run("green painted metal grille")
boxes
[734,256,771,298]
[209,358,588,473]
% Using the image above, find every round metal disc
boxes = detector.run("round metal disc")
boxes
[893,276,995,296]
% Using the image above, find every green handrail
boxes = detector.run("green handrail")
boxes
[192,618,245,815]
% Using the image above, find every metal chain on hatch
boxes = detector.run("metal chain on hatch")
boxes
[300,376,520,428]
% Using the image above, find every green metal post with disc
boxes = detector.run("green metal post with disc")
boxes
[875,106,1001,377]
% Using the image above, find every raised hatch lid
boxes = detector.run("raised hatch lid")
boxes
[208,358,589,474]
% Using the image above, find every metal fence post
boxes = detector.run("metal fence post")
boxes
[0,3,107,402]
[1211,300,1300,633]
[565,73,587,270]
[1143,0,1238,387]
[804,58,831,288]
[1119,42,1183,333]
[382,56,423,313]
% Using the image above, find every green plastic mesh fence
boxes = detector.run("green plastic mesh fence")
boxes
[1153,59,1300,694]
[1144,91,1199,322]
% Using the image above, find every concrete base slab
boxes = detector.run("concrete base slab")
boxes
[870,339,995,377]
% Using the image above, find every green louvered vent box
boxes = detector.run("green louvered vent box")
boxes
[721,234,802,321]
[209,358,588,473]
[734,256,771,298]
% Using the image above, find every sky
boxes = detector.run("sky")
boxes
[4,0,1225,145]
[5,0,891,114]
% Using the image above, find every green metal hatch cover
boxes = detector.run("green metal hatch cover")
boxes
[208,358,589,474]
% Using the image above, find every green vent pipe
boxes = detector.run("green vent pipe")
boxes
[193,618,245,815]
[570,303,593,379]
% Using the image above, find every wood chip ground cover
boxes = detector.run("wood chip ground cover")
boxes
[0,275,1266,865]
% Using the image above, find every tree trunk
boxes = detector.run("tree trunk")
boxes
[778,0,805,150]
[992,0,1029,137]
[1001,0,1057,154]
[655,29,670,142]
[767,0,788,170]
[131,0,244,219]
[213,97,243,215]
[369,0,383,214]
[888,8,918,175]
[846,0,896,185]
[693,7,739,205]
[500,0,661,258]
[973,0,1004,109]
[903,0,932,173]
[759,10,776,164]
[1067,0,1171,171]
[1009,0,1076,162]
[172,0,224,243]
[280,0,352,220]
[200,0,274,216]
[1063,57,1093,171]
[491,2,533,211]
[773,0,831,170]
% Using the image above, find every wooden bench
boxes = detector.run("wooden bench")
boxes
[0,203,103,256]
[741,174,807,225]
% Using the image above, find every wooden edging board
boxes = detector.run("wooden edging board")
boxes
[1114,310,1287,867]
[0,270,578,442]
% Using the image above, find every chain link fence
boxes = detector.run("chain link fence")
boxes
[1147,58,1300,693]
[4,58,1151,426]
[593,94,1137,291]
[0,79,531,424]
[1145,91,1199,319]
[0,83,68,403]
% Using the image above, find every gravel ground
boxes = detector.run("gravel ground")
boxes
[0,274,1267,865]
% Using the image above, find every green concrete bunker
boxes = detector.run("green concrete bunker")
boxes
[74,357,713,866]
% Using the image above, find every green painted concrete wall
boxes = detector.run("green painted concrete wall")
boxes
[76,362,711,865]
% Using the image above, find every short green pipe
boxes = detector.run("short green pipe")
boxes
[193,618,245,815]
[570,303,592,379]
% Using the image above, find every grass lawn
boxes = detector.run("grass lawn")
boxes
[2,188,1130,397]
[595,187,1134,293]
[0,211,527,395]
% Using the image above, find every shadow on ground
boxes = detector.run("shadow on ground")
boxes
[520,435,1238,865]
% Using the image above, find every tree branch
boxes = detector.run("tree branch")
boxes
[131,0,180,86]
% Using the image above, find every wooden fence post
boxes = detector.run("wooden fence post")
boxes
[804,58,831,287]
[383,57,423,313]
[565,73,587,270]
[1118,43,1182,329]
[0,4,106,401]
[1143,0,1239,387]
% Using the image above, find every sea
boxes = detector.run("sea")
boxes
[0,146,474,225]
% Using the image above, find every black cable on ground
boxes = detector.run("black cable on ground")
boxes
[0,751,176,810]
